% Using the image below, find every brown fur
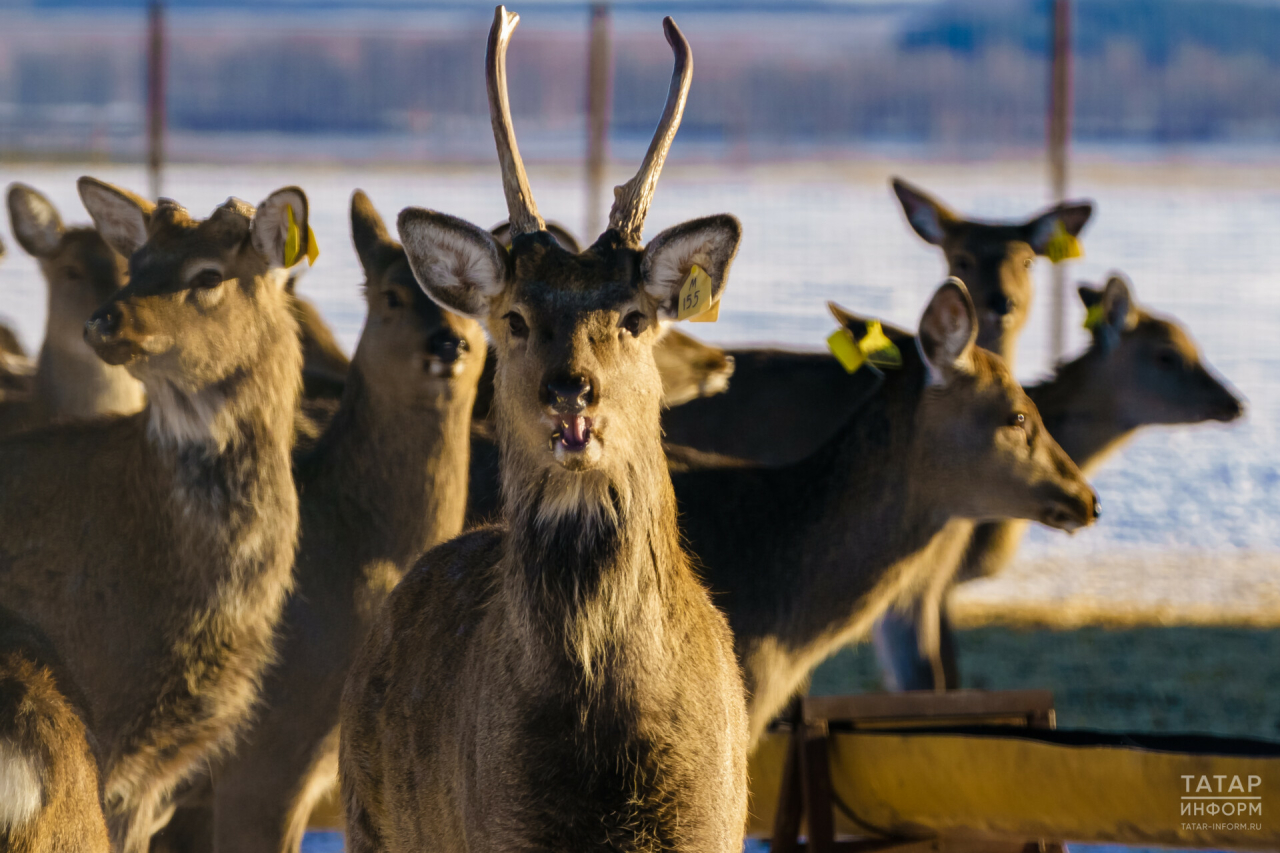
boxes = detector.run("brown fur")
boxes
[1,183,144,436]
[340,12,748,851]
[0,606,108,853]
[161,190,487,853]
[0,179,305,853]
[670,281,1097,740]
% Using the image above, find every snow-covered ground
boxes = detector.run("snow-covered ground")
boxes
[2,157,1276,622]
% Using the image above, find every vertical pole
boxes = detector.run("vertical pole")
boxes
[147,0,166,201]
[584,3,612,239]
[1047,0,1072,363]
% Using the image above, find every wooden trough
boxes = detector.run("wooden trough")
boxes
[750,690,1280,852]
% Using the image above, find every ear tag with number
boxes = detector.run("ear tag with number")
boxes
[284,205,321,268]
[827,319,902,374]
[1045,219,1083,264]
[1083,303,1106,331]
[677,264,717,321]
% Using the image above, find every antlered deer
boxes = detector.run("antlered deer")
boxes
[340,8,749,852]
[1,183,145,435]
[0,179,305,853]
[670,280,1099,740]
[159,189,488,853]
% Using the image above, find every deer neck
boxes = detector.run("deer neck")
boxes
[499,422,684,688]
[1027,349,1132,475]
[302,363,476,564]
[35,338,144,420]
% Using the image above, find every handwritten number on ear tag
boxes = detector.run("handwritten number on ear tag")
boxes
[284,205,321,268]
[1045,219,1083,265]
[677,265,717,322]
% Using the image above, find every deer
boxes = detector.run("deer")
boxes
[340,8,749,852]
[156,189,488,853]
[669,279,1099,741]
[0,605,109,853]
[0,183,145,435]
[868,273,1246,689]
[0,178,305,853]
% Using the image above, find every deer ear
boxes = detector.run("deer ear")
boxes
[891,177,954,246]
[1077,283,1104,310]
[1026,201,1094,254]
[827,300,874,335]
[251,187,308,272]
[642,215,741,321]
[78,177,152,259]
[398,207,506,320]
[350,189,398,277]
[7,184,65,258]
[918,277,978,386]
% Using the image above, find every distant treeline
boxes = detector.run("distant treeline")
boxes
[2,0,1279,157]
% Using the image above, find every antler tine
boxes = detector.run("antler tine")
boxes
[486,5,545,237]
[607,17,692,246]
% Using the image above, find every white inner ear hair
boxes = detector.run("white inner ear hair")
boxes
[406,223,503,299]
[643,232,730,312]
[910,209,945,244]
[252,198,294,267]
[13,195,61,254]
[0,738,43,831]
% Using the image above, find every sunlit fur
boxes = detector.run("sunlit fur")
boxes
[341,214,749,853]
[0,181,302,853]
[163,191,488,853]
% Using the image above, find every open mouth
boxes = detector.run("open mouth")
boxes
[551,415,593,453]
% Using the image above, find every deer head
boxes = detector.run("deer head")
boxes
[891,177,1093,362]
[350,189,487,403]
[78,177,304,446]
[1074,273,1243,429]
[833,280,1098,531]
[8,183,129,356]
[400,7,739,515]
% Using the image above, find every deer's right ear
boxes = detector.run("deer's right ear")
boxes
[7,184,64,258]
[350,189,397,276]
[397,207,506,320]
[891,177,953,246]
[252,187,309,272]
[78,177,152,259]
[642,215,741,320]
[918,277,978,386]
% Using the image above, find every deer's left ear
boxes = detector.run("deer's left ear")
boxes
[252,187,309,271]
[641,214,741,320]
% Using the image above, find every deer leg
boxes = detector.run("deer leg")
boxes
[871,604,935,692]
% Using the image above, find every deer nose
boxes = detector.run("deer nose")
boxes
[988,293,1014,317]
[84,306,122,344]
[427,329,467,364]
[544,375,593,413]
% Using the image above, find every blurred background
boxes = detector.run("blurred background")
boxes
[1,0,1278,742]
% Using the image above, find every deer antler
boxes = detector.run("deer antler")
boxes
[607,17,692,246]
[486,6,545,238]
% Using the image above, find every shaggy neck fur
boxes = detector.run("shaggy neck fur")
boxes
[300,363,476,568]
[496,409,684,689]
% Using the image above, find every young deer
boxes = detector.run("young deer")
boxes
[340,9,749,852]
[891,177,1093,366]
[1,183,145,435]
[670,280,1099,741]
[159,189,488,853]
[0,179,305,853]
[0,605,108,853]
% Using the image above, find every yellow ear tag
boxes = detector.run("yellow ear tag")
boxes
[284,205,320,268]
[1083,302,1106,331]
[1045,219,1083,264]
[827,320,902,374]
[677,264,717,322]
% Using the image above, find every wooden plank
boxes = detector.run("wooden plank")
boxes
[803,690,1054,726]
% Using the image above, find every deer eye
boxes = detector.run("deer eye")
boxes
[1156,350,1182,371]
[1022,257,1034,270]
[953,256,972,273]
[191,269,224,289]
[61,265,83,282]
[1008,412,1027,428]
[622,311,646,337]
[505,311,529,339]
[383,289,403,309]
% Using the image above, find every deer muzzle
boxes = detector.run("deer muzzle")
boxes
[1039,482,1101,533]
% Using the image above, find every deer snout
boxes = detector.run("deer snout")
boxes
[426,329,468,365]
[84,305,136,365]
[543,374,594,414]
[987,292,1015,317]
[1039,482,1100,533]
